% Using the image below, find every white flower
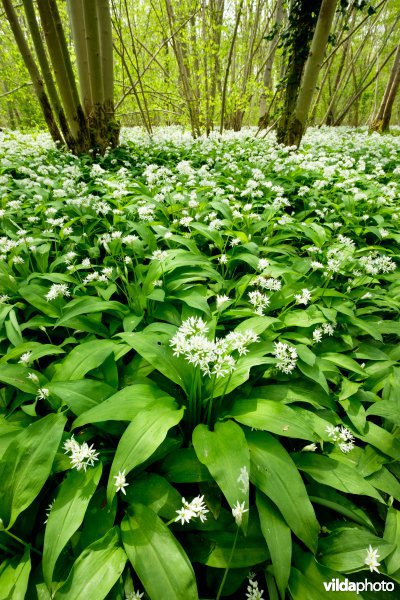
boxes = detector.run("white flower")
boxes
[63,436,99,471]
[45,283,70,301]
[44,500,54,524]
[294,288,312,305]
[325,425,355,453]
[126,591,144,600]
[37,388,49,400]
[364,545,380,573]
[246,574,264,600]
[232,500,248,526]
[27,372,39,383]
[237,466,249,494]
[257,258,269,271]
[273,341,298,374]
[248,290,269,316]
[216,294,230,308]
[151,249,168,262]
[301,443,318,452]
[219,254,228,264]
[18,351,32,365]
[114,470,129,494]
[175,495,209,525]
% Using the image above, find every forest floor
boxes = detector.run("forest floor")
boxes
[0,126,399,598]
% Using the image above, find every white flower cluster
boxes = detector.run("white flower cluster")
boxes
[246,573,264,600]
[170,317,258,377]
[45,283,70,301]
[63,436,99,471]
[326,425,355,453]
[273,341,298,374]
[175,495,209,525]
[294,288,312,305]
[126,591,144,600]
[232,500,248,526]
[248,290,270,316]
[313,322,336,343]
[114,470,129,494]
[359,252,396,275]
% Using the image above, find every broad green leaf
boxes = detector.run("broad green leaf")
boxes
[290,551,358,599]
[256,491,291,598]
[0,412,66,528]
[193,420,250,529]
[307,483,375,530]
[119,331,191,393]
[356,422,400,460]
[48,380,115,414]
[384,508,400,575]
[54,528,126,600]
[318,527,395,572]
[160,448,213,483]
[19,283,59,318]
[229,398,315,440]
[321,353,366,376]
[0,548,30,600]
[247,430,319,552]
[366,467,400,501]
[107,401,184,502]
[0,364,42,393]
[52,340,118,381]
[293,453,383,502]
[73,381,173,429]
[121,504,198,600]
[186,524,269,568]
[0,342,64,364]
[79,487,118,549]
[125,473,181,519]
[55,297,128,327]
[43,463,102,587]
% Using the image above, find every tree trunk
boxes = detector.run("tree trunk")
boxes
[276,0,322,144]
[370,43,400,133]
[280,0,338,147]
[259,0,284,128]
[1,0,63,144]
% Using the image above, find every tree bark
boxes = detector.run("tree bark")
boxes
[1,0,63,144]
[280,0,338,146]
[276,0,322,144]
[259,0,284,127]
[370,43,400,133]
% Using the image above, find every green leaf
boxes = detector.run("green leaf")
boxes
[293,453,384,502]
[229,398,315,440]
[193,420,250,529]
[79,487,118,549]
[107,401,184,502]
[256,491,291,598]
[121,504,198,600]
[384,508,400,575]
[307,483,375,530]
[55,297,128,327]
[0,548,31,600]
[18,283,59,318]
[125,473,182,519]
[72,381,173,429]
[0,412,66,528]
[119,331,191,393]
[51,340,118,381]
[160,448,213,483]
[48,380,115,415]
[43,463,102,587]
[0,364,42,393]
[0,342,64,364]
[247,430,319,552]
[318,527,395,572]
[321,353,366,376]
[54,528,126,600]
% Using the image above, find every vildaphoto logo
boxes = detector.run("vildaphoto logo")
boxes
[323,579,394,594]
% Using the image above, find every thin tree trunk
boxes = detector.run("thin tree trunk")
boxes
[22,0,73,144]
[1,0,63,144]
[370,43,400,132]
[259,0,284,127]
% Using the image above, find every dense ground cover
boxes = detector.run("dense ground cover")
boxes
[0,127,400,599]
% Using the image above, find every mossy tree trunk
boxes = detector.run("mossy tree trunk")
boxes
[276,0,322,145]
